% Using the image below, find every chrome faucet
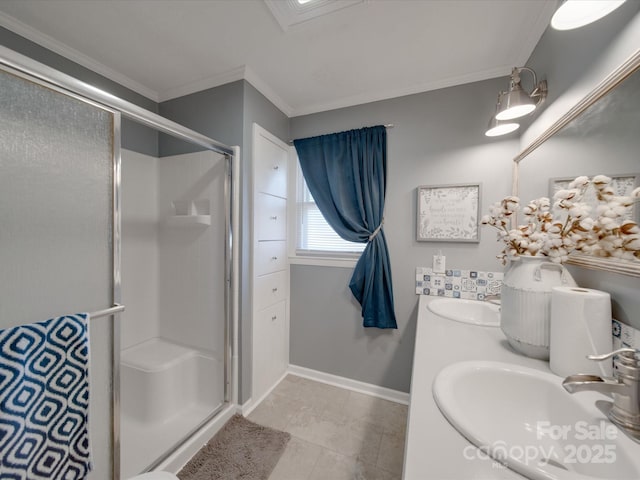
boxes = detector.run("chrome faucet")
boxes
[562,348,640,436]
[483,293,501,305]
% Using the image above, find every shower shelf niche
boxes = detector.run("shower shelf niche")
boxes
[166,215,211,227]
[166,199,211,227]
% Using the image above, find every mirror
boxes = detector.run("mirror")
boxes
[514,51,640,277]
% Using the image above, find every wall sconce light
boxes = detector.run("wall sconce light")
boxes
[495,67,547,121]
[551,0,627,31]
[485,93,520,137]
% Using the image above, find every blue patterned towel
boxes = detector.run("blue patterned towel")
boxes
[0,314,92,479]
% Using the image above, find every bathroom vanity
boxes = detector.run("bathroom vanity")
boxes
[402,295,640,480]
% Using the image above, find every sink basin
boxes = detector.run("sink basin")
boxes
[427,298,500,326]
[433,361,640,480]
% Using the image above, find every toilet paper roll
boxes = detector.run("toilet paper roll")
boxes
[549,287,612,378]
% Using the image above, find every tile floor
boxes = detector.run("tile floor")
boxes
[247,375,408,480]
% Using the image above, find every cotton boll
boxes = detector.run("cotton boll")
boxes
[616,196,634,207]
[569,176,590,189]
[568,204,590,219]
[612,204,629,217]
[621,221,640,235]
[593,175,612,186]
[599,216,616,227]
[604,208,620,218]
[598,187,615,198]
[554,189,577,201]
[623,236,640,251]
[528,243,542,255]
[550,237,563,248]
[536,197,551,210]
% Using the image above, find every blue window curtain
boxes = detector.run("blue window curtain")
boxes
[293,126,397,329]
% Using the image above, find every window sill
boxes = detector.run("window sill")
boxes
[289,255,358,268]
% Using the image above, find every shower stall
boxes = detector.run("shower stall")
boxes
[0,46,238,480]
[120,148,232,476]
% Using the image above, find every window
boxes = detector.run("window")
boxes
[296,161,366,256]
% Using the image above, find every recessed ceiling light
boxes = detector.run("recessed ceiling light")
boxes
[265,0,363,31]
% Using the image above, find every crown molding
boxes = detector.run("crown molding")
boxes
[0,11,159,101]
[157,64,293,116]
[158,65,246,102]
[514,1,558,66]
[243,65,294,117]
[290,66,512,117]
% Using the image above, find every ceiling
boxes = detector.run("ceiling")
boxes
[0,0,558,117]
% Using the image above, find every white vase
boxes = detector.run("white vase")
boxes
[500,256,577,360]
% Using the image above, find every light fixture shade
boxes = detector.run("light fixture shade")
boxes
[485,117,519,137]
[551,0,627,30]
[495,87,536,121]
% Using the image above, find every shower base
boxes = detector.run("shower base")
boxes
[120,337,223,478]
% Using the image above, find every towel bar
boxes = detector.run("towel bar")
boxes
[89,304,125,319]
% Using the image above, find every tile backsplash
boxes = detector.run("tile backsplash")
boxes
[415,267,503,300]
[613,319,640,351]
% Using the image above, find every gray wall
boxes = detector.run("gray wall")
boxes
[0,26,159,156]
[159,80,244,157]
[289,80,518,393]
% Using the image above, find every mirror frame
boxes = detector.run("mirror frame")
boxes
[512,49,640,278]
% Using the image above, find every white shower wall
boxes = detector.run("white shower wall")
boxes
[157,150,226,354]
[121,149,160,350]
[121,148,226,353]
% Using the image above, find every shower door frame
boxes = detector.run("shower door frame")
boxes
[0,46,237,479]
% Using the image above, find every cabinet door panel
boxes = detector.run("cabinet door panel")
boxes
[255,193,286,241]
[255,270,287,311]
[255,241,287,276]
[253,301,286,400]
[254,134,287,198]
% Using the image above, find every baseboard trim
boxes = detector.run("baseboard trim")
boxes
[288,364,410,405]
[242,370,290,417]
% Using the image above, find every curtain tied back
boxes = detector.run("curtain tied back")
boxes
[294,126,397,329]
[368,218,384,242]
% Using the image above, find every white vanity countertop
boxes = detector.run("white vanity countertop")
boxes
[402,295,553,480]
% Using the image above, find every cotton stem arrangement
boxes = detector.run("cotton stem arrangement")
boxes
[482,175,640,264]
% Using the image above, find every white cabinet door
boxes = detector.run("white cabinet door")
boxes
[255,193,287,241]
[254,240,287,276]
[253,301,287,402]
[254,270,288,312]
[254,129,287,198]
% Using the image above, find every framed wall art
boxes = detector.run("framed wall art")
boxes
[416,183,481,242]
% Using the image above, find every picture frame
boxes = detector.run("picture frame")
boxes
[549,173,639,222]
[416,183,481,242]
